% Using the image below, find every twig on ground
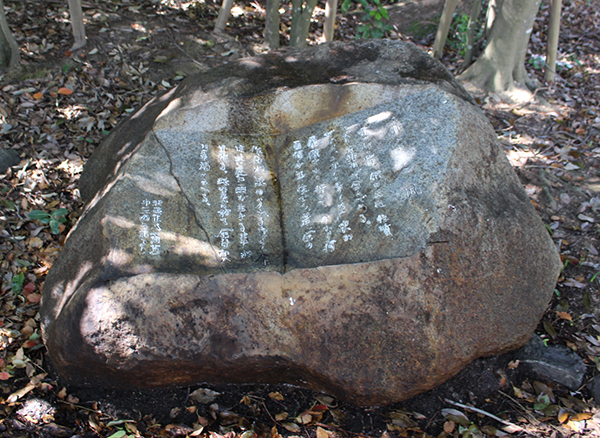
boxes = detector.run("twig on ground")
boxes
[57,399,103,414]
[497,391,543,427]
[444,398,535,435]
[161,18,206,69]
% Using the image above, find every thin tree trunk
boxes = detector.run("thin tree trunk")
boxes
[324,0,338,42]
[215,0,235,33]
[544,0,562,83]
[265,0,280,48]
[463,0,482,66]
[0,0,19,71]
[432,0,458,59]
[289,0,318,47]
[67,0,86,50]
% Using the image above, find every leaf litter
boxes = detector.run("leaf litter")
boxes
[1,0,600,437]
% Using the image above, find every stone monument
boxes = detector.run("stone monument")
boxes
[41,40,561,405]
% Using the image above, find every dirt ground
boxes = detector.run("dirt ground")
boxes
[1,0,600,437]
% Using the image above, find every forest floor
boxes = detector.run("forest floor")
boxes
[1,0,600,437]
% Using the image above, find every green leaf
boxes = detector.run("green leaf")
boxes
[28,210,50,221]
[371,28,384,38]
[15,259,31,268]
[1,200,16,210]
[51,208,68,218]
[583,292,591,311]
[108,431,127,438]
[555,299,569,313]
[50,219,60,235]
[11,272,25,294]
[534,394,551,411]
[341,0,352,13]
[543,320,557,338]
[380,7,389,19]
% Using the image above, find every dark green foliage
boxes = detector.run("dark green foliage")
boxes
[28,208,68,234]
[342,0,393,38]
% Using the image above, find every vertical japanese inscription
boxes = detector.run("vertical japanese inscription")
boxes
[234,145,251,260]
[160,138,278,268]
[216,145,233,262]
[284,120,402,263]
[198,143,211,206]
[293,140,315,250]
[139,198,163,256]
[278,101,443,269]
[252,146,270,266]
[149,96,449,270]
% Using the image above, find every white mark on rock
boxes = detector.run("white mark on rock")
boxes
[366,111,393,125]
[390,147,415,171]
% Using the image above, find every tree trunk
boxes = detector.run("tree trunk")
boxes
[544,0,562,83]
[289,0,318,47]
[463,0,482,66]
[458,0,542,97]
[432,0,458,59]
[214,0,235,33]
[323,0,338,42]
[265,0,280,48]
[0,0,19,71]
[67,0,86,50]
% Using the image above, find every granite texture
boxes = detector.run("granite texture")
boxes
[41,40,561,405]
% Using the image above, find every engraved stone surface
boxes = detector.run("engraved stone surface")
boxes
[41,40,562,405]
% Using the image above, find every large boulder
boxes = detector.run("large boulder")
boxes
[41,40,561,405]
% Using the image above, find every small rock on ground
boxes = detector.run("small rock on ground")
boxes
[517,334,586,390]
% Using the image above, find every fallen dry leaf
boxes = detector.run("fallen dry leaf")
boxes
[558,409,569,423]
[26,293,42,304]
[57,87,73,95]
[316,426,330,438]
[443,420,455,433]
[282,422,301,433]
[7,382,36,403]
[556,311,572,320]
[269,391,284,401]
[570,412,593,422]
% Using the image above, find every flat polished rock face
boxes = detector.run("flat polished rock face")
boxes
[41,40,561,406]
